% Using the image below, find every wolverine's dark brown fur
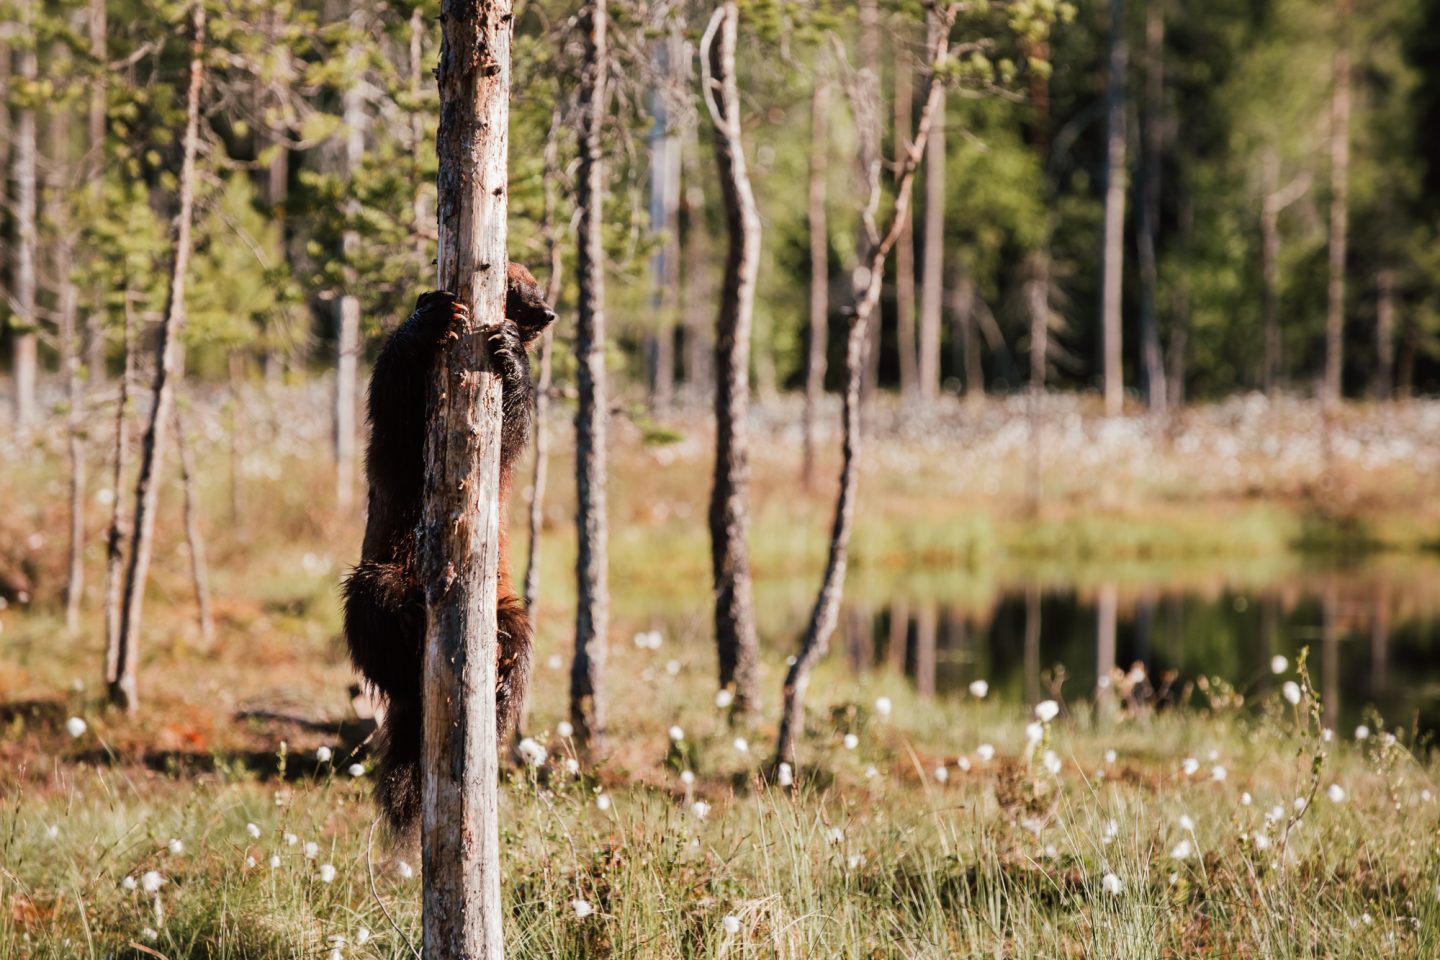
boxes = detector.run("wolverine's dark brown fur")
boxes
[342,262,555,833]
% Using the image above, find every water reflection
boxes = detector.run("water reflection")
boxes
[847,564,1440,735]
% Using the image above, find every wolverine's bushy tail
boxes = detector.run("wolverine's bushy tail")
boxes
[374,692,422,835]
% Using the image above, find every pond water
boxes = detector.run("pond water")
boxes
[826,553,1440,737]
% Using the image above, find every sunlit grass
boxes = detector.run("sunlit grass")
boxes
[5,653,1440,958]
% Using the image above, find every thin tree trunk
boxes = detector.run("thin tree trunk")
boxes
[11,8,38,428]
[1096,583,1117,707]
[1024,584,1041,704]
[953,276,983,403]
[1137,0,1166,412]
[1324,0,1351,406]
[420,0,512,954]
[409,8,429,271]
[917,11,946,403]
[173,402,215,647]
[680,125,714,400]
[523,121,564,620]
[1373,268,1395,401]
[776,9,954,769]
[1166,191,1191,409]
[913,604,937,697]
[228,355,243,525]
[85,0,108,384]
[102,289,135,688]
[335,37,366,511]
[803,72,829,491]
[109,4,206,712]
[49,89,86,634]
[647,35,681,415]
[703,3,762,718]
[572,0,610,749]
[1100,0,1127,417]
[894,47,918,401]
[858,0,882,403]
[1026,252,1049,512]
[1261,152,1282,395]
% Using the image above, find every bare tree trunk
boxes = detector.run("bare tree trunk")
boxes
[228,355,244,525]
[1136,0,1166,413]
[776,10,954,768]
[85,0,108,383]
[172,403,215,647]
[109,5,206,712]
[48,90,86,634]
[1321,584,1339,729]
[1324,0,1351,406]
[1096,583,1117,707]
[1261,152,1282,395]
[858,0,882,404]
[647,34,682,415]
[680,126,714,400]
[420,0,512,953]
[702,3,762,719]
[1100,0,1127,417]
[523,122,564,620]
[894,48,918,401]
[572,0,610,749]
[913,603,937,697]
[917,11,946,403]
[1165,191,1191,409]
[11,8,38,428]
[409,8,428,273]
[1024,584,1041,704]
[102,290,135,688]
[1373,268,1395,401]
[953,275,983,403]
[1026,252,1049,512]
[802,73,829,491]
[335,35,367,512]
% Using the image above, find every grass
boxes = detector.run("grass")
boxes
[4,391,1440,957]
[5,656,1440,958]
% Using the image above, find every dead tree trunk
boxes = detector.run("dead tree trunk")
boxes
[647,32,682,415]
[11,8,37,429]
[776,9,954,768]
[802,72,829,491]
[173,402,215,647]
[85,0,108,383]
[49,94,86,633]
[680,126,715,400]
[102,291,136,688]
[702,2,762,718]
[335,31,367,512]
[1099,0,1127,417]
[1026,252,1049,512]
[1324,0,1351,406]
[1261,152,1282,395]
[572,0,610,749]
[858,0,882,403]
[1374,268,1395,401]
[1136,0,1166,413]
[420,0,513,954]
[894,47,918,401]
[108,6,206,712]
[523,119,564,620]
[917,10,946,404]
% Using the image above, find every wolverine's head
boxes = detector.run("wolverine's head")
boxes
[506,262,557,345]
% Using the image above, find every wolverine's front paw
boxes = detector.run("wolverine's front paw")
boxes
[413,291,467,345]
[487,320,527,383]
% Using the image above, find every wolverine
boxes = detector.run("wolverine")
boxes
[342,262,555,832]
